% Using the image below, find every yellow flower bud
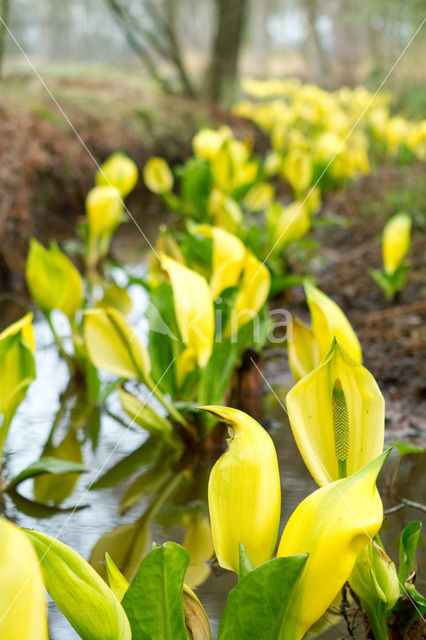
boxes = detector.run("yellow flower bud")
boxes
[282,149,313,194]
[143,157,174,194]
[26,239,83,318]
[192,127,232,160]
[86,186,124,265]
[203,406,281,573]
[242,182,274,212]
[96,152,138,197]
[382,212,412,276]
[0,519,48,639]
[267,200,311,252]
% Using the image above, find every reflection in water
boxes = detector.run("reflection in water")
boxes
[0,300,424,639]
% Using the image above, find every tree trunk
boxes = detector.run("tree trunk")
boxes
[302,0,330,85]
[205,0,248,105]
[0,0,10,78]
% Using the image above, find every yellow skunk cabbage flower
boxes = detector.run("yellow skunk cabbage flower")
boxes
[143,157,173,194]
[0,312,35,352]
[288,317,319,382]
[86,186,124,265]
[267,201,311,252]
[96,152,138,197]
[203,406,281,573]
[349,541,399,638]
[286,340,384,485]
[385,117,409,155]
[183,514,215,589]
[304,280,362,364]
[84,308,151,382]
[207,189,242,232]
[242,182,274,212]
[277,451,389,640]
[195,224,246,298]
[230,252,271,335]
[282,149,313,194]
[192,126,232,160]
[382,213,412,276]
[0,519,48,639]
[25,529,131,640]
[26,239,83,319]
[162,255,214,368]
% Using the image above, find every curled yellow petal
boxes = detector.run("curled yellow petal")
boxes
[161,255,214,368]
[287,316,319,382]
[0,313,35,352]
[195,224,246,298]
[203,406,281,573]
[304,280,362,364]
[84,308,151,381]
[282,149,313,194]
[242,182,274,212]
[286,340,384,486]
[277,451,389,640]
[229,252,270,335]
[96,152,138,198]
[382,212,412,276]
[0,519,48,639]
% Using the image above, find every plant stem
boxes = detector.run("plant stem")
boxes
[45,312,75,374]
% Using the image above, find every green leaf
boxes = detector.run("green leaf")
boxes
[392,440,425,456]
[90,437,164,490]
[147,282,180,396]
[122,542,190,640]
[7,456,86,489]
[399,521,422,586]
[199,340,238,406]
[218,555,308,640]
[239,544,255,580]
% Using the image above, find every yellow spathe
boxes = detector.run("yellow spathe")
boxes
[286,340,384,486]
[382,212,412,276]
[203,406,281,573]
[277,452,389,640]
[162,255,214,368]
[0,519,48,640]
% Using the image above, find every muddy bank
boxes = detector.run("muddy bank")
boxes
[0,74,249,289]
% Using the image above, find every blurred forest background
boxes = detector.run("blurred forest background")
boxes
[0,0,425,287]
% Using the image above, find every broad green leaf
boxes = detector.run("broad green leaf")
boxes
[218,555,307,640]
[147,281,179,396]
[0,518,48,639]
[7,456,86,489]
[122,542,189,640]
[392,441,425,456]
[25,529,131,640]
[399,521,422,586]
[0,333,35,435]
[199,340,238,406]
